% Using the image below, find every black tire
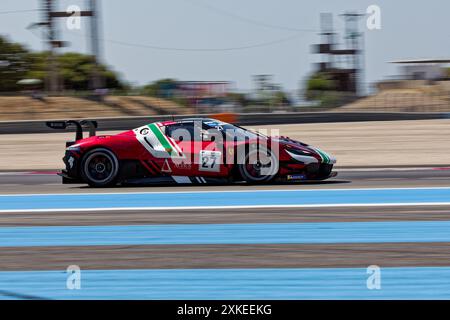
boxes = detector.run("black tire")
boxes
[238,147,279,183]
[80,148,119,187]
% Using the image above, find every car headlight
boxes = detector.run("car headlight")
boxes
[285,147,312,156]
[66,146,81,152]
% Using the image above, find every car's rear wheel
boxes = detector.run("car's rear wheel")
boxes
[238,147,279,183]
[81,148,119,187]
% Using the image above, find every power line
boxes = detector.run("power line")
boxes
[0,9,39,15]
[31,0,101,92]
[68,32,307,52]
[184,0,318,33]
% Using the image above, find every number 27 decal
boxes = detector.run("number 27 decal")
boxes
[199,150,221,172]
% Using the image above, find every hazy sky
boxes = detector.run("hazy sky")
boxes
[1,0,450,91]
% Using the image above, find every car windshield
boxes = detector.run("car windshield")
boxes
[204,121,260,141]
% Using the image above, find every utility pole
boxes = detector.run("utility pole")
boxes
[44,0,60,93]
[88,0,104,90]
[319,13,335,71]
[312,12,366,98]
[33,0,103,93]
[340,12,365,96]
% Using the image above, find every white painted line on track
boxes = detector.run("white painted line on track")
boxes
[2,202,450,213]
[0,172,27,176]
[0,172,57,176]
[338,167,450,172]
[1,186,450,197]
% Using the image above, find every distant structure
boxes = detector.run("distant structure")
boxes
[177,81,232,107]
[252,75,281,101]
[312,12,365,96]
[29,0,103,92]
[390,59,450,81]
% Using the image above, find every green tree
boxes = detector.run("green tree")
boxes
[141,78,178,98]
[304,72,342,107]
[305,72,336,99]
[0,35,125,92]
[26,51,125,90]
[272,90,291,106]
[226,92,249,107]
[0,36,31,91]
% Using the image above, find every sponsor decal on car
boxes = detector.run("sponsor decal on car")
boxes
[161,159,172,173]
[287,174,307,181]
[174,161,192,170]
[199,150,221,172]
[68,156,75,169]
[134,123,185,159]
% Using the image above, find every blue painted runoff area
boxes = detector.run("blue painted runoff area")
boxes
[1,187,450,211]
[1,267,450,300]
[3,220,450,247]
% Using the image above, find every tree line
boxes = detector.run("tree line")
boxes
[0,35,125,92]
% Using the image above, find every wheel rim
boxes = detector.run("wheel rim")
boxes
[242,149,278,181]
[84,151,117,184]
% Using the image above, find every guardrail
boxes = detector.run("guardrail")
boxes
[0,112,449,135]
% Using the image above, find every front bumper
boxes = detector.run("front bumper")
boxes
[58,170,83,184]
[61,150,82,184]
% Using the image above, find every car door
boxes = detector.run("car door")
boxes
[163,121,197,175]
[194,121,229,176]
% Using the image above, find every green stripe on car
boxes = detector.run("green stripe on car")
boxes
[148,124,177,156]
[313,148,331,164]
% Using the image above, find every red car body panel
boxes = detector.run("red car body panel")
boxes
[58,118,337,185]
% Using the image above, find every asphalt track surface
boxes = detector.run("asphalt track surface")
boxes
[1,167,450,193]
[1,168,450,299]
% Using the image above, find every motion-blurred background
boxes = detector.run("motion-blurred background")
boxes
[2,0,450,121]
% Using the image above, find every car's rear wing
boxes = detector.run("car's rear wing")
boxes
[46,120,98,146]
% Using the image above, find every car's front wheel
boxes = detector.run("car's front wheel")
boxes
[80,148,119,187]
[238,147,279,183]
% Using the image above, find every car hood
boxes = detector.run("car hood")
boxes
[273,136,336,165]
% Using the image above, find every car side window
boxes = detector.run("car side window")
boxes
[202,121,226,141]
[165,123,199,141]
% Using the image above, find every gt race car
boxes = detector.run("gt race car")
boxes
[47,118,337,187]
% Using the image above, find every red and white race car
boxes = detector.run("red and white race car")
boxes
[47,118,337,187]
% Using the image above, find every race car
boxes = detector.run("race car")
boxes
[47,118,337,187]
